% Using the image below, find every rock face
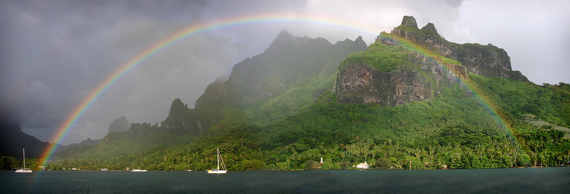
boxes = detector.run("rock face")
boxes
[336,16,523,106]
[401,16,418,29]
[336,41,467,106]
[337,63,434,106]
[390,16,527,81]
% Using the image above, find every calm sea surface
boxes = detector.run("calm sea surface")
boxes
[1,168,570,194]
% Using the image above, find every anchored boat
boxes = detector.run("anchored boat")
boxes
[207,148,227,174]
[15,148,32,173]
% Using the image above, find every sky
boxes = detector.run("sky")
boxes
[1,0,569,145]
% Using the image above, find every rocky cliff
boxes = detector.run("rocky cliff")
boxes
[336,35,466,105]
[391,16,527,81]
[336,16,524,106]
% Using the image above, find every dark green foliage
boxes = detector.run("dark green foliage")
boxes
[304,160,317,170]
[340,161,351,169]
[0,155,20,170]
[470,74,570,127]
[516,122,570,167]
[376,158,391,169]
[49,76,570,171]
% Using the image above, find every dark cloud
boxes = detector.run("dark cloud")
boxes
[0,0,308,144]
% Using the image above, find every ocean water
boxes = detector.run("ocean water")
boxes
[1,168,570,193]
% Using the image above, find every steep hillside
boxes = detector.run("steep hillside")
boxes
[162,30,367,135]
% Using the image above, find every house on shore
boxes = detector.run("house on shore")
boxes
[356,161,369,169]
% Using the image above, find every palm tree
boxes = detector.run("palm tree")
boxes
[414,149,422,161]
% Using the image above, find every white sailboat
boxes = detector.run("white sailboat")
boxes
[15,148,32,173]
[131,169,147,172]
[207,148,227,174]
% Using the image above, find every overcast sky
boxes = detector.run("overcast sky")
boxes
[1,0,569,145]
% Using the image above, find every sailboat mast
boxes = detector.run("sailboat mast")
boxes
[23,148,25,169]
[217,148,220,170]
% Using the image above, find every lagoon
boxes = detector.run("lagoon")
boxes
[2,168,570,193]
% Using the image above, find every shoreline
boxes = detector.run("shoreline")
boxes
[18,165,568,172]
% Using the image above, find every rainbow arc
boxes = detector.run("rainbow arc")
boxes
[39,13,515,166]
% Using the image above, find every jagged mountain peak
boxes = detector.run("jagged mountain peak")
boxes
[276,29,292,38]
[107,115,129,134]
[390,16,527,81]
[355,36,367,47]
[421,23,438,34]
[267,29,330,51]
[400,15,418,29]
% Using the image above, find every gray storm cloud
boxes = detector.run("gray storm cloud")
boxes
[1,0,569,145]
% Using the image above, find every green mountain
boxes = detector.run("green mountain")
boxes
[162,30,368,135]
[47,16,570,171]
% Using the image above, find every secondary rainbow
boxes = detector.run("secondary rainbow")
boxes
[38,13,382,163]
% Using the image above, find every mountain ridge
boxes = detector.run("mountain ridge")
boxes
[391,16,527,81]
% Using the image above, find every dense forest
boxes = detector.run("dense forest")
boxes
[4,74,567,171]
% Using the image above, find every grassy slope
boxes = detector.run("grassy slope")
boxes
[522,114,570,139]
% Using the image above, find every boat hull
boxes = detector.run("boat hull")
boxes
[131,169,147,172]
[207,170,227,174]
[15,169,32,173]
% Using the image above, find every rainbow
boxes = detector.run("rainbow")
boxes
[38,13,383,163]
[40,13,517,165]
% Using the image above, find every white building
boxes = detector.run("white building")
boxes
[356,161,369,169]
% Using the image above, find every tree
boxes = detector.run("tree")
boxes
[304,160,317,170]
[340,161,351,169]
[376,158,391,169]
[450,153,462,169]
[157,163,165,170]
[321,158,336,170]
